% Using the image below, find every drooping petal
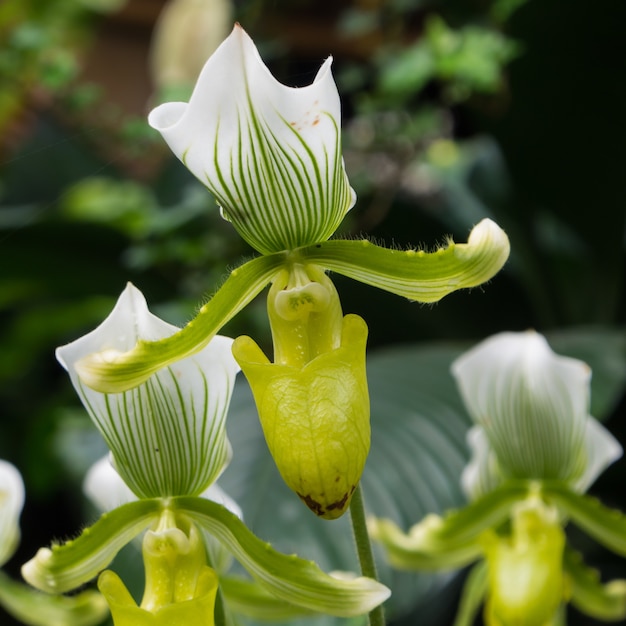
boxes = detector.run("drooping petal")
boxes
[172,496,390,617]
[220,576,314,621]
[0,571,108,626]
[0,460,24,567]
[22,499,162,594]
[541,483,626,557]
[83,456,241,576]
[572,415,623,493]
[564,548,626,621]
[149,24,355,254]
[370,481,529,571]
[460,426,503,501]
[58,283,240,498]
[78,253,283,393]
[452,330,591,483]
[298,218,510,302]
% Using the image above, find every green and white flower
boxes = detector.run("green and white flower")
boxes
[0,460,107,626]
[75,25,510,519]
[0,460,23,569]
[148,24,355,255]
[57,282,239,499]
[371,331,626,626]
[453,330,623,499]
[24,285,390,623]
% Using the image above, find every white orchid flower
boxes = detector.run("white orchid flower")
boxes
[77,24,510,521]
[0,460,24,568]
[0,460,108,626]
[24,285,390,622]
[371,330,626,625]
[452,330,622,498]
[149,24,355,255]
[56,282,240,499]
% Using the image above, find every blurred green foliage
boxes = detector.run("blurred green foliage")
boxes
[0,0,624,625]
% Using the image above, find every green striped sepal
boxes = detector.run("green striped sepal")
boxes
[57,283,240,499]
[148,24,355,255]
[452,331,623,496]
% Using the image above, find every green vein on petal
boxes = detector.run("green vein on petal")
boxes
[299,218,510,302]
[77,253,284,393]
[171,496,390,617]
[22,499,161,594]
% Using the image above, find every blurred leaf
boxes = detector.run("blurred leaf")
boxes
[378,45,436,96]
[547,327,626,419]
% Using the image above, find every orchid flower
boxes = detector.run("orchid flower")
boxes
[0,460,107,626]
[22,284,390,624]
[74,24,510,519]
[371,331,626,625]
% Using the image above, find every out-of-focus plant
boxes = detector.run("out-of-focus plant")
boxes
[0,459,108,625]
[371,331,626,625]
[150,0,233,104]
[331,3,521,236]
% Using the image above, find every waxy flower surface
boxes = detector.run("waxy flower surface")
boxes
[76,24,510,518]
[24,284,390,624]
[56,282,239,499]
[371,331,626,625]
[149,24,355,255]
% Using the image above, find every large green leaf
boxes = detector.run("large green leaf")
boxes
[547,327,626,419]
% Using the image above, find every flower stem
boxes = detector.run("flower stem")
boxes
[213,583,227,626]
[349,483,386,626]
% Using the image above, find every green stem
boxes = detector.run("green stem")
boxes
[213,585,228,626]
[349,483,386,626]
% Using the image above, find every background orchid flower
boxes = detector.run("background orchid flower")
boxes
[0,460,107,626]
[371,331,626,625]
[0,460,23,569]
[23,284,390,623]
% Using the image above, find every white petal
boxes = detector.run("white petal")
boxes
[57,283,240,498]
[461,425,504,500]
[0,460,24,567]
[149,25,355,254]
[452,330,590,482]
[83,455,137,512]
[572,416,623,492]
[200,482,242,520]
